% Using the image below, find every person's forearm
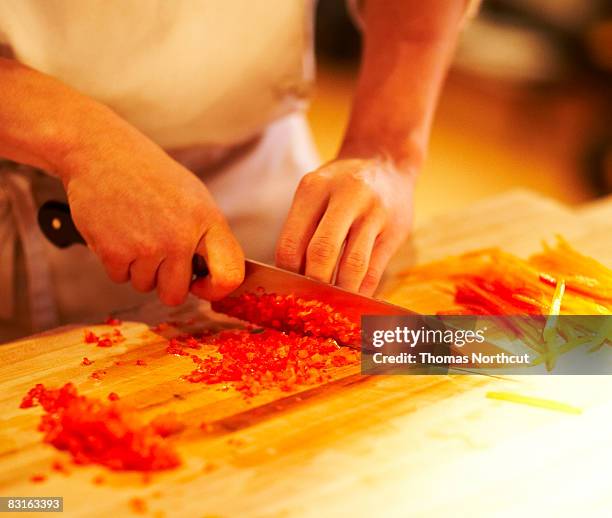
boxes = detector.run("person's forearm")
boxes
[0,58,131,178]
[339,0,466,173]
[0,60,245,304]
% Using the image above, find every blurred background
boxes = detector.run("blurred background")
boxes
[310,0,612,224]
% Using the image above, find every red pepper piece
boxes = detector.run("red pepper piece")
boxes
[96,338,113,348]
[84,331,98,344]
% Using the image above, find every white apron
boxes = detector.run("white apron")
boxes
[0,1,319,341]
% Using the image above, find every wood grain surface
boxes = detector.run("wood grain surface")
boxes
[1,190,611,518]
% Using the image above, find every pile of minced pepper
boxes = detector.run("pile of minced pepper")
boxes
[211,291,361,345]
[182,328,358,396]
[20,292,360,471]
[20,383,180,471]
[171,292,361,396]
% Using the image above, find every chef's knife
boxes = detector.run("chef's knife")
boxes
[38,201,414,323]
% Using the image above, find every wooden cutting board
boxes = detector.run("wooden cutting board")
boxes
[1,190,611,518]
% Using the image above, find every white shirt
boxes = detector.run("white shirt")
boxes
[0,1,319,339]
[0,0,315,149]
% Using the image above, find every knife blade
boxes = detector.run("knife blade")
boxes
[226,259,416,325]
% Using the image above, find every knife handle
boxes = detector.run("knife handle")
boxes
[37,200,86,248]
[37,200,209,280]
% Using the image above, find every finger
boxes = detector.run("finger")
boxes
[275,174,329,273]
[129,256,163,293]
[305,197,360,284]
[336,215,384,292]
[191,221,245,301]
[359,232,399,296]
[97,245,131,284]
[156,252,192,306]
[104,260,130,284]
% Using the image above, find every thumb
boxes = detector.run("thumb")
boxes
[190,221,245,301]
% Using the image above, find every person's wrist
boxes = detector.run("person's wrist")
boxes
[338,134,424,179]
[50,100,136,184]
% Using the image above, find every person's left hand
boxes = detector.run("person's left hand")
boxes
[275,157,414,295]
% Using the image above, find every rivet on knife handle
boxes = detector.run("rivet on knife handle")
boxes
[37,200,86,248]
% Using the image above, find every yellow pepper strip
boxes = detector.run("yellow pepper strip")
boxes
[543,279,565,371]
[486,391,583,415]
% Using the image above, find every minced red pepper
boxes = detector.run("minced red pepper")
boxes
[90,370,106,381]
[166,335,203,356]
[20,383,180,471]
[83,329,125,347]
[84,331,98,344]
[51,460,69,474]
[156,292,363,396]
[129,497,147,514]
[149,412,185,437]
[97,338,113,348]
[183,327,359,396]
[211,291,361,346]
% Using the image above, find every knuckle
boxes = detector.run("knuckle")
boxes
[131,273,155,293]
[343,169,370,190]
[355,184,379,204]
[134,240,158,258]
[166,239,191,258]
[99,243,129,269]
[361,268,382,291]
[276,236,302,265]
[159,288,187,307]
[199,207,223,227]
[370,204,387,223]
[347,168,368,183]
[368,190,385,208]
[307,235,338,264]
[343,250,368,273]
[132,282,154,293]
[344,181,375,204]
[298,172,324,193]
[107,269,128,284]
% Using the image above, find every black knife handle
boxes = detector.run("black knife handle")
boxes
[191,254,209,280]
[37,200,209,280]
[37,200,86,248]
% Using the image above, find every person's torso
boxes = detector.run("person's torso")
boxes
[0,0,315,149]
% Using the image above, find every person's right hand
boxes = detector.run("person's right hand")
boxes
[59,125,244,305]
